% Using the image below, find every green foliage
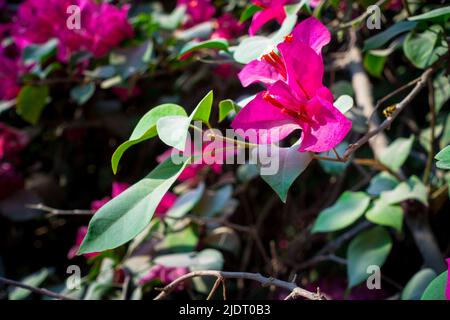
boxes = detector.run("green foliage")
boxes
[364,52,386,78]
[408,6,450,23]
[366,172,399,196]
[70,83,95,106]
[16,85,49,124]
[435,145,450,169]
[402,269,437,300]
[157,90,213,150]
[79,157,191,254]
[421,271,448,300]
[363,21,417,51]
[23,38,58,65]
[218,99,238,122]
[379,135,414,171]
[112,103,187,174]
[9,268,53,300]
[240,4,263,22]
[178,39,229,58]
[347,226,392,288]
[312,192,371,233]
[365,200,403,232]
[403,25,448,69]
[380,176,428,206]
[257,142,313,203]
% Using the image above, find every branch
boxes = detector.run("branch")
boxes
[343,68,434,160]
[153,270,324,300]
[0,276,77,300]
[334,0,388,32]
[27,203,94,217]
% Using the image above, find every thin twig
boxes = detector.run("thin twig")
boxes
[154,270,324,300]
[0,276,77,300]
[27,203,94,217]
[423,77,436,184]
[334,0,388,31]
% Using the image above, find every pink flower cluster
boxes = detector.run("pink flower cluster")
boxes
[12,0,133,62]
[232,17,351,153]
[177,0,216,28]
[0,50,23,101]
[249,0,291,36]
[0,124,29,200]
[139,264,189,289]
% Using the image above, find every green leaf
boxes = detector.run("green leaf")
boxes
[218,99,237,122]
[157,91,213,150]
[23,38,58,65]
[433,71,450,113]
[193,185,234,217]
[16,85,49,124]
[318,142,350,175]
[408,6,450,23]
[256,142,313,203]
[403,25,448,69]
[178,39,229,58]
[240,4,263,22]
[402,269,437,300]
[366,172,399,196]
[155,5,186,30]
[435,145,450,169]
[70,83,95,106]
[364,52,386,78]
[421,271,448,300]
[347,226,392,288]
[154,249,223,271]
[379,135,414,171]
[165,183,205,225]
[111,104,186,174]
[334,95,354,114]
[363,21,418,51]
[365,200,404,232]
[157,225,199,252]
[233,36,272,64]
[9,268,53,300]
[111,40,153,80]
[78,157,191,254]
[312,191,371,233]
[380,176,428,206]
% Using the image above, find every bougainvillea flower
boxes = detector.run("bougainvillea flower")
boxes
[232,19,351,152]
[446,258,450,300]
[0,124,29,160]
[211,14,244,40]
[249,0,291,36]
[0,162,24,200]
[139,265,189,290]
[239,17,331,87]
[13,0,133,61]
[177,0,216,28]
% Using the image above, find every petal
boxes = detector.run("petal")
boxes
[249,6,285,36]
[231,92,300,144]
[278,41,324,101]
[291,17,331,55]
[238,59,283,87]
[298,92,352,153]
[267,80,306,112]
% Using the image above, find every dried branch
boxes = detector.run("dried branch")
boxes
[0,276,77,300]
[27,203,94,217]
[154,270,324,300]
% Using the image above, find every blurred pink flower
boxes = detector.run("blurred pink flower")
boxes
[0,162,24,200]
[446,258,450,300]
[233,17,351,153]
[249,0,291,36]
[0,123,29,160]
[211,14,244,40]
[155,192,178,217]
[112,86,141,102]
[178,0,216,28]
[0,51,23,100]
[139,264,189,289]
[67,226,99,259]
[157,139,224,184]
[13,0,133,62]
